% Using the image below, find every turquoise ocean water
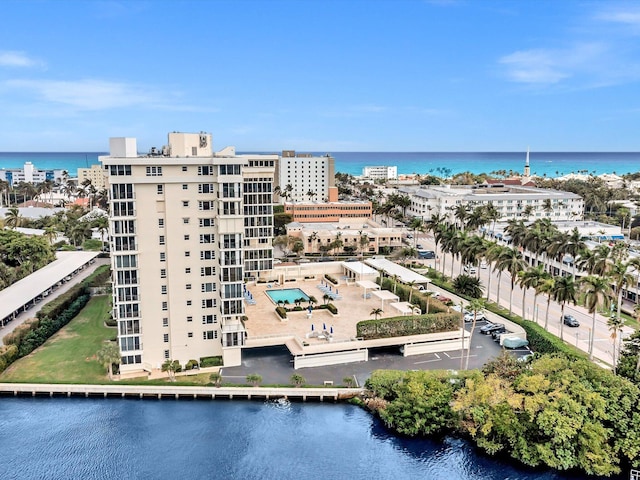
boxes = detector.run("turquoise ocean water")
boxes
[0,151,638,178]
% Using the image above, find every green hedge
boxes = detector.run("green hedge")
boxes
[326,303,338,314]
[276,307,287,319]
[200,356,223,368]
[324,274,338,285]
[0,345,18,374]
[357,313,460,340]
[379,278,450,314]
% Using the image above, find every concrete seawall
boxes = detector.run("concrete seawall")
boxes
[0,383,364,402]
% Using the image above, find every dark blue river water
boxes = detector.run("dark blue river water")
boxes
[0,398,623,480]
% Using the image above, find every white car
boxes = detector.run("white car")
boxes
[463,264,477,275]
[463,311,487,322]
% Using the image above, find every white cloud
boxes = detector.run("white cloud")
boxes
[5,78,164,110]
[596,7,640,26]
[498,43,607,86]
[0,51,41,68]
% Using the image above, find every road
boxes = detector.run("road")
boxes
[0,258,111,346]
[413,230,633,367]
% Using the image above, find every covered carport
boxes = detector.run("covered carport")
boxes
[0,251,100,327]
[365,257,430,284]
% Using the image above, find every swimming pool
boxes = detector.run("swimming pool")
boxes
[265,288,310,305]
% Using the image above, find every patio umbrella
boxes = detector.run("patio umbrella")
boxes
[311,324,314,331]
[308,305,313,313]
[323,323,326,331]
[330,326,333,334]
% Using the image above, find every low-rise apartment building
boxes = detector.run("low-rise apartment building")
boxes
[400,184,584,222]
[284,201,372,223]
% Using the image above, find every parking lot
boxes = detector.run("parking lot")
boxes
[221,319,532,387]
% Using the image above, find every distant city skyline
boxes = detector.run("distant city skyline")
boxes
[2,1,640,152]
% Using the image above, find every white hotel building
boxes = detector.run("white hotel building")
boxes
[102,132,276,374]
[275,151,337,203]
[399,184,584,222]
[362,165,397,181]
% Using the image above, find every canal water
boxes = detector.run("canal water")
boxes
[0,397,625,480]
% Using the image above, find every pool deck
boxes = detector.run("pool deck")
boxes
[243,278,424,348]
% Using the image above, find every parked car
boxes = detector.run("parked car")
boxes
[563,315,580,327]
[416,244,424,250]
[434,293,452,304]
[406,234,413,239]
[479,260,488,269]
[464,311,487,322]
[503,337,529,349]
[418,250,436,259]
[480,322,506,335]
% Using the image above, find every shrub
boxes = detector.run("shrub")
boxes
[200,356,223,368]
[185,359,199,370]
[276,307,287,319]
[326,303,338,314]
[357,313,460,340]
[324,274,338,285]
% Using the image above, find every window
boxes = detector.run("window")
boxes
[162,301,168,311]
[201,282,216,292]
[160,252,166,262]
[198,200,214,210]
[163,333,169,343]
[198,165,214,175]
[186,284,192,290]
[199,218,214,227]
[198,183,214,194]
[110,165,132,176]
[202,299,216,308]
[187,316,193,322]
[182,201,189,207]
[183,217,190,224]
[188,332,193,338]
[162,317,169,327]
[185,268,191,274]
[203,330,218,340]
[146,166,163,176]
[182,184,188,190]
[199,234,214,244]
[161,285,167,294]
[202,314,217,324]
[192,146,197,156]
[164,350,170,359]
[159,235,165,245]
[185,251,190,257]
[182,166,188,172]
[200,250,215,260]
[201,266,215,276]
[219,164,240,175]
[158,218,164,228]
[157,184,163,194]
[186,300,192,306]
[184,235,190,241]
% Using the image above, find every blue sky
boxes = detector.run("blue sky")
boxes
[2,0,640,152]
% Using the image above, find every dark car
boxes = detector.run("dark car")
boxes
[480,322,506,335]
[563,315,580,327]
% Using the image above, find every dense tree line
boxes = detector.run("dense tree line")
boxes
[0,229,55,290]
[365,352,640,476]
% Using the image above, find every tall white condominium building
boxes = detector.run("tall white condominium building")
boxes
[275,150,336,203]
[362,165,398,181]
[101,132,276,374]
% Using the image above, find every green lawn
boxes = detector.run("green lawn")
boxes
[0,295,116,384]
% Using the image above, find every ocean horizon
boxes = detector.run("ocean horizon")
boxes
[0,151,639,178]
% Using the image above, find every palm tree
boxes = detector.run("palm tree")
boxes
[96,342,121,380]
[610,261,633,324]
[43,226,58,245]
[370,308,383,320]
[518,264,548,322]
[537,277,555,330]
[552,276,577,341]
[485,244,507,302]
[465,298,485,370]
[581,275,612,360]
[608,315,625,373]
[495,247,526,315]
[4,207,22,229]
[406,280,416,303]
